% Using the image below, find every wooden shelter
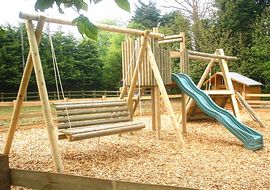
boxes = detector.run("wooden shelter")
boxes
[204,72,262,100]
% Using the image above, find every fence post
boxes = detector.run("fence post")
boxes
[82,90,85,98]
[0,92,3,102]
[0,155,11,190]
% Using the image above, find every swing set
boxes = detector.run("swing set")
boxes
[3,13,185,173]
[3,11,258,173]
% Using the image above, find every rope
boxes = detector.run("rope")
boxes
[47,24,60,100]
[47,23,72,129]
[20,23,26,72]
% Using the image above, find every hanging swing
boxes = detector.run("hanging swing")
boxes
[47,24,145,142]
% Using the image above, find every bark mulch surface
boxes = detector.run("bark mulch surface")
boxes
[1,110,269,190]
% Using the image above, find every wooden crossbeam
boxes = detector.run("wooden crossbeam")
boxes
[19,12,164,39]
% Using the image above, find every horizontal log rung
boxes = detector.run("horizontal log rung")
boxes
[188,50,238,61]
[58,117,131,129]
[54,99,125,106]
[57,107,127,117]
[55,102,127,110]
[67,124,145,141]
[57,112,129,123]
[62,121,145,135]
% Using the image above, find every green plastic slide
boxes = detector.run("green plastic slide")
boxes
[172,73,263,151]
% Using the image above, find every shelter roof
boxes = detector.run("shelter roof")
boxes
[205,72,263,86]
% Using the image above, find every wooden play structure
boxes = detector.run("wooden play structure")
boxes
[204,72,262,100]
[2,13,185,173]
[171,48,241,123]
[122,36,172,86]
[2,11,265,175]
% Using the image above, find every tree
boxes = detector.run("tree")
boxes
[129,0,161,29]
[162,0,214,50]
[0,25,105,93]
[0,25,24,92]
[239,6,270,92]
[98,20,124,90]
[48,30,103,91]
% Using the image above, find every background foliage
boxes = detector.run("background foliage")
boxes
[0,0,269,93]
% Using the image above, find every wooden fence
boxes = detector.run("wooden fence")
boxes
[245,93,270,109]
[0,155,194,190]
[0,90,121,102]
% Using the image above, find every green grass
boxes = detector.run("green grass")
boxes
[0,105,55,128]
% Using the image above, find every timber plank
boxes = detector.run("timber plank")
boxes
[10,168,194,190]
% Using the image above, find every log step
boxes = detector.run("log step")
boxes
[60,122,145,141]
[55,101,126,110]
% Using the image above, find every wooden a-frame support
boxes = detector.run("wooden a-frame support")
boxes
[179,49,241,133]
[3,18,64,172]
[125,32,184,146]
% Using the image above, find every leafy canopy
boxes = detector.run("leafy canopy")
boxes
[34,0,130,40]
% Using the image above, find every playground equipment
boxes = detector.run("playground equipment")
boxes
[2,11,265,174]
[172,73,263,151]
[3,13,185,173]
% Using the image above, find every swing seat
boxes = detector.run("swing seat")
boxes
[54,99,145,141]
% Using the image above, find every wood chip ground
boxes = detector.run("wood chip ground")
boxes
[1,109,270,190]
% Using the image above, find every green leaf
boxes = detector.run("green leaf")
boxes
[72,15,98,41]
[114,0,130,12]
[80,1,88,11]
[73,0,88,12]
[34,0,55,11]
[84,19,98,40]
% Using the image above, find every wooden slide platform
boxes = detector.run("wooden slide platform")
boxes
[187,91,231,121]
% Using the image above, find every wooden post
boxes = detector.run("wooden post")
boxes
[25,20,64,172]
[154,86,161,139]
[147,42,184,146]
[151,87,156,131]
[178,50,219,125]
[235,92,267,128]
[151,86,161,139]
[119,85,127,99]
[218,49,241,120]
[0,155,10,190]
[3,17,46,155]
[1,92,3,102]
[126,31,150,115]
[242,85,246,100]
[179,32,187,134]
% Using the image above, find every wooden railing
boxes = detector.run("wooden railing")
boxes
[0,90,121,102]
[0,155,193,190]
[245,93,270,109]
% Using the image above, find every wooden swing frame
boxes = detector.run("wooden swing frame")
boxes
[3,13,185,173]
